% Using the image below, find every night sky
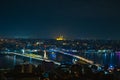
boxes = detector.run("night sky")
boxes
[0,0,120,39]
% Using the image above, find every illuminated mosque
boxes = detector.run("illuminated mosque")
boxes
[56,35,65,40]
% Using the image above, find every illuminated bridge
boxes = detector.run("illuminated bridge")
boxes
[3,49,100,66]
[48,48,101,66]
[3,52,61,65]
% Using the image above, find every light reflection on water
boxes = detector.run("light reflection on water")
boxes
[79,52,120,67]
[0,55,41,69]
[0,52,120,69]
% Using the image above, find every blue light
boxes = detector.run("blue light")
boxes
[108,64,114,70]
[50,52,56,60]
[110,65,113,68]
[72,58,78,64]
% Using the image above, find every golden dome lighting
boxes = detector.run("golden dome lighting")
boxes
[56,35,65,40]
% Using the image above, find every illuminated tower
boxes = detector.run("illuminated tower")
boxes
[43,50,47,59]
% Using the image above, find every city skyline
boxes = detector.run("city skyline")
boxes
[0,0,120,39]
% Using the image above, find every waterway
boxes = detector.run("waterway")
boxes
[79,52,120,67]
[0,54,42,69]
[0,52,120,69]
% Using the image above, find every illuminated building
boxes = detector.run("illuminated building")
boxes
[56,35,65,40]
